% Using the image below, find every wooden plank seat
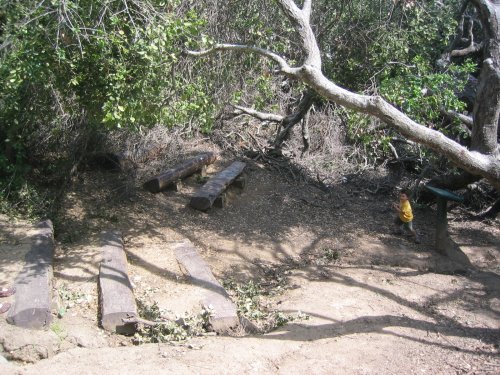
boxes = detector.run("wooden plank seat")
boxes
[99,230,138,335]
[190,161,246,211]
[173,240,239,333]
[143,152,216,193]
[7,220,54,329]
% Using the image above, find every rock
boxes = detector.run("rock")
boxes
[0,324,60,363]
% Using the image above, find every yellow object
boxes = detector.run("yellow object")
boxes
[399,200,413,222]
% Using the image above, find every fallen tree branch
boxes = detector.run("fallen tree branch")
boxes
[232,105,284,122]
[440,109,474,129]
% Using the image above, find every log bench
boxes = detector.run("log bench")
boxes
[190,161,246,211]
[173,240,239,333]
[7,220,54,329]
[143,152,216,193]
[99,230,138,335]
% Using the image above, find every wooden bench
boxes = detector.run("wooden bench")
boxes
[99,230,138,335]
[143,152,216,193]
[173,240,239,333]
[7,220,54,329]
[190,161,246,211]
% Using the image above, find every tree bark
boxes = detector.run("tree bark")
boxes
[470,1,500,158]
[273,89,316,147]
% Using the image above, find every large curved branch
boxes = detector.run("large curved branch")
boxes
[297,64,500,189]
[440,109,474,129]
[275,0,321,68]
[188,0,500,189]
[470,0,500,40]
[233,90,317,149]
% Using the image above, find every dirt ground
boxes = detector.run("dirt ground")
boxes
[0,152,499,374]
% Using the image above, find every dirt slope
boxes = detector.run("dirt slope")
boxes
[0,156,499,374]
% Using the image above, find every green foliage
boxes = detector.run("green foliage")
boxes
[320,1,475,164]
[0,1,210,130]
[50,321,67,340]
[253,75,275,110]
[223,278,307,331]
[0,179,51,219]
[320,1,461,90]
[133,300,210,344]
[0,0,215,215]
[323,247,341,262]
[379,57,474,126]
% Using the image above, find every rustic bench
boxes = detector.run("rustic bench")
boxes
[7,220,54,329]
[173,240,239,333]
[99,230,138,335]
[143,152,216,193]
[190,161,246,211]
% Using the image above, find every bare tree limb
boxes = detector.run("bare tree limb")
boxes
[275,0,321,67]
[440,108,474,129]
[232,90,316,150]
[451,41,483,57]
[301,109,311,155]
[232,105,284,122]
[273,89,316,147]
[302,0,312,19]
[449,14,484,57]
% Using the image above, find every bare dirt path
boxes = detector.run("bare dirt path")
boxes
[1,156,499,374]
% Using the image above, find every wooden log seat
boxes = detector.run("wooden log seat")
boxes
[173,240,239,333]
[143,152,217,193]
[190,161,246,211]
[99,230,138,335]
[7,220,54,329]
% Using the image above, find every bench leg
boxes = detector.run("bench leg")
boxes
[165,179,183,192]
[435,197,448,254]
[233,174,247,189]
[214,193,226,208]
[199,165,208,178]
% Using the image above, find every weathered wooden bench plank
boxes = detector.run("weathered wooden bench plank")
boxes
[143,152,217,193]
[7,220,54,329]
[190,161,246,211]
[173,240,239,333]
[99,230,137,335]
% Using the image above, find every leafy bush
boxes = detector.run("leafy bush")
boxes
[0,0,215,215]
[133,300,210,344]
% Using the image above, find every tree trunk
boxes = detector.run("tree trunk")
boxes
[273,89,316,148]
[471,1,500,158]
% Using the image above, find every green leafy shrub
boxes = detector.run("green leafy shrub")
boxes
[133,300,210,344]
